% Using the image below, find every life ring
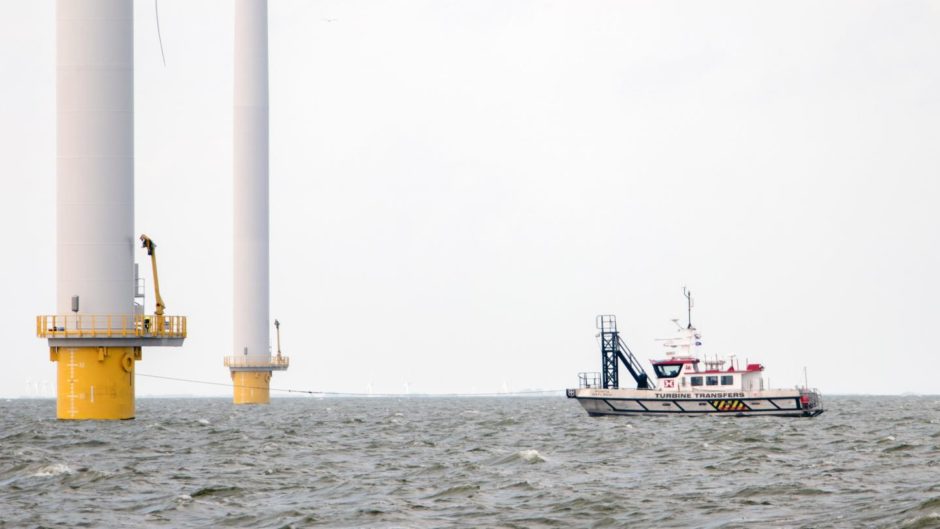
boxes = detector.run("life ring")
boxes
[122,353,134,373]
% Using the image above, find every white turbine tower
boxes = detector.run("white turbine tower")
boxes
[38,0,186,420]
[225,0,289,403]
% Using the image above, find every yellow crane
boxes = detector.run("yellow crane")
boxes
[139,234,165,332]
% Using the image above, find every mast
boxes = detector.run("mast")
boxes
[683,287,693,329]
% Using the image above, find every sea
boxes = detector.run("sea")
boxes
[1,396,938,529]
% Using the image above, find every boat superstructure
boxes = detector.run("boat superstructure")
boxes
[567,291,824,417]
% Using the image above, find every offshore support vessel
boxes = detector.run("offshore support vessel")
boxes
[566,290,824,417]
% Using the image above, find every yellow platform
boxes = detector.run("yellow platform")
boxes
[50,346,140,420]
[231,371,272,404]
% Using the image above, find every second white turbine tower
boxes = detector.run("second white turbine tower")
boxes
[228,0,288,403]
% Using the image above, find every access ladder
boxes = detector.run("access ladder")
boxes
[597,315,656,390]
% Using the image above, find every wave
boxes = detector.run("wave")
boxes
[425,484,480,499]
[884,443,919,453]
[732,483,830,498]
[487,449,547,465]
[30,463,74,478]
[191,485,241,498]
[899,512,940,529]
[499,480,537,491]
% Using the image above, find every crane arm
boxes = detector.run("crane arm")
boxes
[139,234,165,316]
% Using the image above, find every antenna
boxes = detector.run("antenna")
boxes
[683,287,693,328]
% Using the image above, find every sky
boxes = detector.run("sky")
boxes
[1,0,939,398]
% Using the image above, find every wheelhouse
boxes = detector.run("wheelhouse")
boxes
[650,358,766,391]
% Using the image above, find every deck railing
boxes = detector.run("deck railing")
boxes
[800,387,824,410]
[223,354,290,369]
[37,314,187,339]
[578,372,602,389]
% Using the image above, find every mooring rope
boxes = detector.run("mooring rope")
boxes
[136,373,561,398]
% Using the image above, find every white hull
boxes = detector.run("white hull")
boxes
[567,388,824,417]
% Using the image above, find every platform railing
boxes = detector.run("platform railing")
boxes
[578,372,602,389]
[223,354,290,369]
[800,387,824,411]
[37,314,187,339]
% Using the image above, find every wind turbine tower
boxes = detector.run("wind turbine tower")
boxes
[38,0,186,419]
[225,0,289,403]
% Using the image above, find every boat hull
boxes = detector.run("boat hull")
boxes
[567,388,824,417]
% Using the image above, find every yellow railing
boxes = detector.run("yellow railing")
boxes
[223,355,290,369]
[36,314,187,339]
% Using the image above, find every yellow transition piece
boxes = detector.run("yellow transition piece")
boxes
[50,346,140,420]
[232,371,272,404]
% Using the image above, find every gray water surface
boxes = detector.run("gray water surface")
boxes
[1,396,939,528]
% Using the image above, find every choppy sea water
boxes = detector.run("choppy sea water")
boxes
[1,396,939,528]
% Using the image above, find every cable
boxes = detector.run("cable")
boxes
[136,373,562,398]
[155,0,167,66]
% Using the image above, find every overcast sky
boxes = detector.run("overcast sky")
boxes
[1,0,938,398]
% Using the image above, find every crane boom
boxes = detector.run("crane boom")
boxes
[139,234,165,317]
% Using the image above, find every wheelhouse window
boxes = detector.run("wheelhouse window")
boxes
[653,363,683,378]
[690,376,703,386]
[721,375,734,386]
[706,376,719,386]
